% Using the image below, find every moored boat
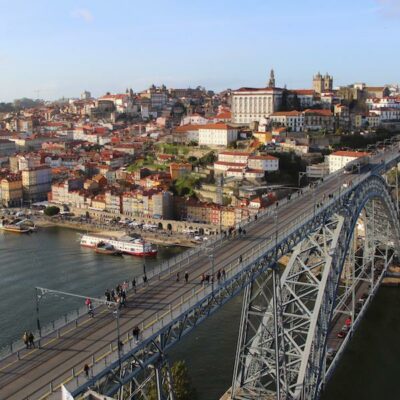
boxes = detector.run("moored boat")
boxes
[81,234,157,257]
[0,218,35,234]
[94,241,123,256]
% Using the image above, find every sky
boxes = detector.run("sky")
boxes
[0,0,399,101]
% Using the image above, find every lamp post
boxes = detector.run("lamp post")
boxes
[113,307,121,368]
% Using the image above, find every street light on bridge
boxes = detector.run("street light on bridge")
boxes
[208,253,215,295]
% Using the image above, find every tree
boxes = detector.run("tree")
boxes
[44,206,60,216]
[147,361,197,400]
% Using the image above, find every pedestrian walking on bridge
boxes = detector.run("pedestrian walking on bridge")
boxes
[28,332,35,348]
[84,363,90,378]
[132,277,136,293]
[176,272,180,282]
[133,326,140,342]
[22,331,29,349]
[185,271,189,283]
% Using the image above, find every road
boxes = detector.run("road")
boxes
[0,146,398,400]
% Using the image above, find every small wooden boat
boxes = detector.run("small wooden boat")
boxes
[95,241,123,256]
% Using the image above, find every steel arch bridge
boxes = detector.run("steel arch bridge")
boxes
[61,168,400,400]
[230,173,400,400]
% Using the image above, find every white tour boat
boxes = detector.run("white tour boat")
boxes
[80,234,157,257]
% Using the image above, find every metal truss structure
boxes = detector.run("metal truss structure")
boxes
[231,174,400,400]
[68,172,400,400]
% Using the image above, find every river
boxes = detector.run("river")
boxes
[1,227,399,399]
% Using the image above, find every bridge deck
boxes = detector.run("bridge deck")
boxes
[0,147,398,399]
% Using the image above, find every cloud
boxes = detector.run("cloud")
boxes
[72,8,94,23]
[375,0,400,18]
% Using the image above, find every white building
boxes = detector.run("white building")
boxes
[270,111,304,132]
[366,97,400,110]
[198,124,238,146]
[181,114,209,125]
[247,155,279,171]
[370,107,400,121]
[290,90,315,108]
[327,151,369,173]
[231,87,283,124]
[218,151,251,164]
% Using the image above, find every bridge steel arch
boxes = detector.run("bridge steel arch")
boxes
[231,174,400,400]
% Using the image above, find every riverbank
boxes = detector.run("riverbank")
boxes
[34,217,198,247]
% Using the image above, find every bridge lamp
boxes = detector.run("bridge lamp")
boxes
[208,253,215,294]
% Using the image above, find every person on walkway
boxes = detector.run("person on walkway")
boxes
[143,275,148,286]
[200,273,205,285]
[217,270,222,283]
[176,272,180,282]
[132,278,136,293]
[121,289,127,307]
[239,255,243,263]
[222,268,226,280]
[23,331,29,349]
[28,332,35,348]
[88,302,94,318]
[105,289,111,303]
[84,363,90,378]
[85,297,92,309]
[133,326,140,342]
[184,271,189,283]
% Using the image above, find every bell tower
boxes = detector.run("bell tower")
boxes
[268,69,275,88]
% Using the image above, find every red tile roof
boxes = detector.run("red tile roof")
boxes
[331,151,369,158]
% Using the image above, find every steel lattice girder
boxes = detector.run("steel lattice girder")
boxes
[231,215,345,400]
[231,174,400,400]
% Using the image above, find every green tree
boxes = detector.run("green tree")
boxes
[147,361,197,400]
[44,206,60,216]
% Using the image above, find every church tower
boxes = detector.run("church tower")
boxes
[268,69,275,88]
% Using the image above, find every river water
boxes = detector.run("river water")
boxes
[1,227,399,399]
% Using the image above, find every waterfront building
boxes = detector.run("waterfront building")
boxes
[21,165,52,202]
[105,191,122,214]
[1,174,22,207]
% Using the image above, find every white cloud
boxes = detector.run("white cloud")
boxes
[72,8,94,23]
[375,0,400,18]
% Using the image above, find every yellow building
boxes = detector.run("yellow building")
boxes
[91,195,106,211]
[253,131,273,144]
[1,175,23,207]
[221,208,235,227]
